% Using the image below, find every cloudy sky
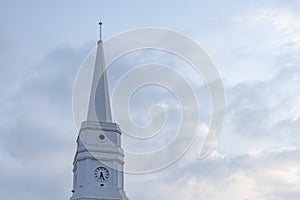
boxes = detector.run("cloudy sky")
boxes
[1,0,300,199]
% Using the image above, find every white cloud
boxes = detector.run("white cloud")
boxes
[234,8,300,50]
[126,146,300,200]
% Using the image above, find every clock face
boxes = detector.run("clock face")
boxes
[94,167,109,182]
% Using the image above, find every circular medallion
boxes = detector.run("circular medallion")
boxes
[99,134,105,140]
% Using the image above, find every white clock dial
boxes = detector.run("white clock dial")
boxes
[94,167,109,182]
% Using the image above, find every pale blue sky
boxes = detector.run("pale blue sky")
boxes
[1,0,300,199]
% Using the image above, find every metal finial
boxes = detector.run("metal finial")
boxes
[99,21,103,41]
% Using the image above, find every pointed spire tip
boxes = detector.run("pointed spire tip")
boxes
[98,21,103,42]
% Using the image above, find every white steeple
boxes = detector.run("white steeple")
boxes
[87,22,112,122]
[70,22,128,200]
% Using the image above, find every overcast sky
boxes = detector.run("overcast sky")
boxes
[1,0,300,200]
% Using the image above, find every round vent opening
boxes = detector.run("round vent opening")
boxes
[99,134,105,140]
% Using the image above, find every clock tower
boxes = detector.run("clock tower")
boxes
[70,24,128,200]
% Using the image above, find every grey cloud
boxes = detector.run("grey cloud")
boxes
[126,147,300,200]
[0,43,93,200]
[225,66,300,148]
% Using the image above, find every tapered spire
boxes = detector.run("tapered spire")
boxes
[87,22,112,122]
